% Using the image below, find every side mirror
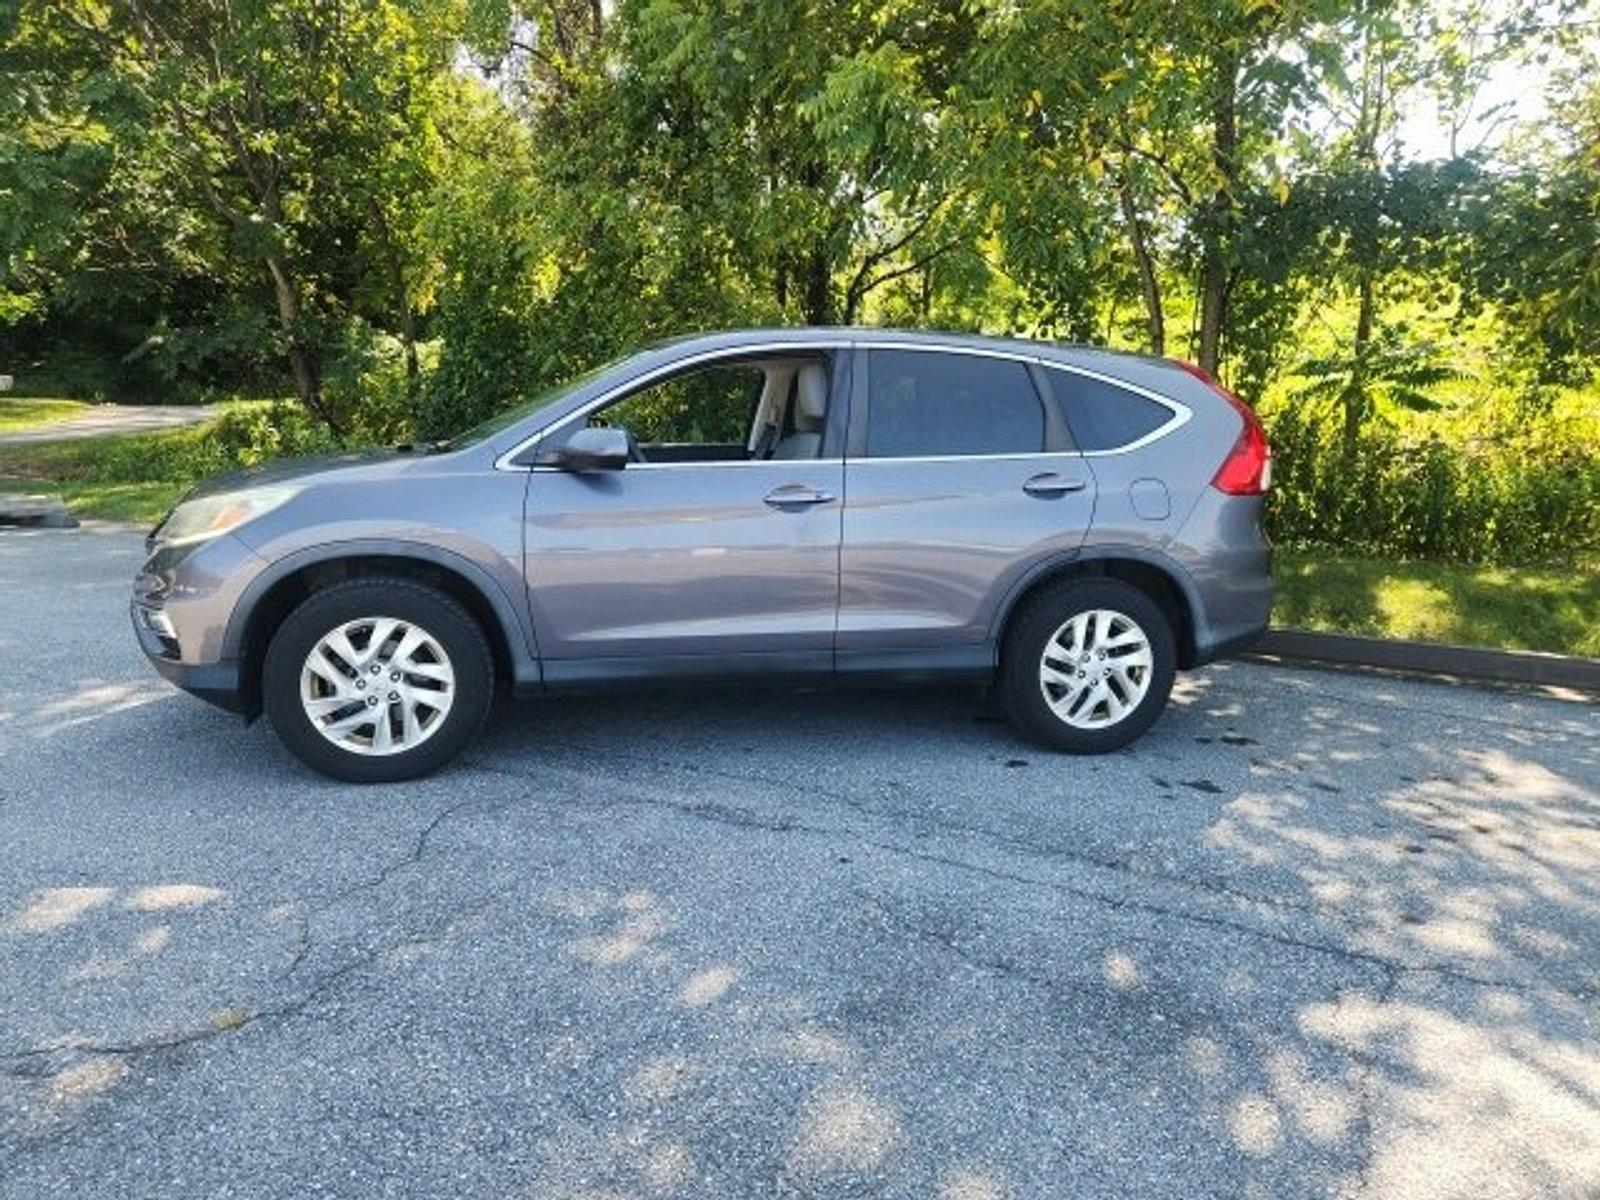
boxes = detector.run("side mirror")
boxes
[551,426,630,472]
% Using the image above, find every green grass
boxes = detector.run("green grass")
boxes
[0,422,211,481]
[0,418,221,524]
[0,477,187,524]
[0,396,90,433]
[1273,551,1600,658]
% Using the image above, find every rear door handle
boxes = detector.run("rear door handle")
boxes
[764,484,836,510]
[1023,472,1088,497]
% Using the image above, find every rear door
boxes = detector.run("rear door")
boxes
[836,346,1097,664]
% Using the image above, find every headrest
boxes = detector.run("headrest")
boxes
[795,364,828,423]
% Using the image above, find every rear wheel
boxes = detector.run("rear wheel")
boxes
[1000,578,1176,753]
[262,578,494,782]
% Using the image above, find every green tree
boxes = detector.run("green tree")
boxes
[1,0,465,428]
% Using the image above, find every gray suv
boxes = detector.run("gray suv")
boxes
[132,329,1272,782]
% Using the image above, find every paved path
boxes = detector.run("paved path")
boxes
[0,403,214,445]
[1,528,1596,1199]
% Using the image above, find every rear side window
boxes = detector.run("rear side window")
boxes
[1048,371,1173,451]
[865,351,1043,457]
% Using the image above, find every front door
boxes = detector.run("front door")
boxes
[523,352,846,679]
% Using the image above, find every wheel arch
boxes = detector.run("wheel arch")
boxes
[227,541,536,719]
[990,547,1203,669]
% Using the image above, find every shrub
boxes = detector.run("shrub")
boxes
[1264,406,1600,566]
[0,400,339,490]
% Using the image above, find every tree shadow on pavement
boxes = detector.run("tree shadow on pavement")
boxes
[1,648,1597,1198]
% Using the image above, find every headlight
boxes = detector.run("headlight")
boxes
[153,484,299,547]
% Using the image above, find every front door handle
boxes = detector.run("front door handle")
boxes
[764,484,836,510]
[1023,472,1088,497]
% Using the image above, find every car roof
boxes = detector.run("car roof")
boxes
[660,325,1138,356]
[652,327,1192,393]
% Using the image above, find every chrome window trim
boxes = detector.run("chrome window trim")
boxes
[495,337,1191,470]
[531,458,847,473]
[833,449,1090,466]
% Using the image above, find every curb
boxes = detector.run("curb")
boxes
[1246,628,1600,693]
[0,493,78,529]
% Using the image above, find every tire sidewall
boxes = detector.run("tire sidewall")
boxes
[1002,578,1177,753]
[262,580,494,782]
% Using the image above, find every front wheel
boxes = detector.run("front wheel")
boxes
[262,578,494,782]
[1000,578,1176,754]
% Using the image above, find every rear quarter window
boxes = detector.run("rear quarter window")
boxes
[1048,371,1174,451]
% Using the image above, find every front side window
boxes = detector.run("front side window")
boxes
[594,364,765,460]
[1048,371,1174,452]
[587,356,832,464]
[864,351,1043,458]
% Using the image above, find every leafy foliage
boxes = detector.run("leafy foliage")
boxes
[1265,401,1600,566]
[1,0,1598,569]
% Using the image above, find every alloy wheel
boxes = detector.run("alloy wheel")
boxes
[1038,608,1154,729]
[299,616,455,756]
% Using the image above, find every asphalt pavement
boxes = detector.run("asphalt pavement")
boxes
[1,527,1597,1199]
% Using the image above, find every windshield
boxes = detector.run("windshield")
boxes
[439,355,635,450]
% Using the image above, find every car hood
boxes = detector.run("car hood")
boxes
[183,448,412,499]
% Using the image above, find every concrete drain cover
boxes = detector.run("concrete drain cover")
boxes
[0,493,79,528]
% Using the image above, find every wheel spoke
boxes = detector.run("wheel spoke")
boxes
[401,660,451,683]
[1069,612,1090,652]
[1042,644,1075,670]
[399,696,424,744]
[324,629,362,673]
[402,683,447,710]
[322,708,375,737]
[363,618,399,660]
[1101,680,1129,721]
[1108,647,1152,672]
[1048,677,1088,712]
[1093,610,1114,648]
[371,705,395,753]
[305,695,358,718]
[1072,681,1106,720]
[1040,662,1078,690]
[306,650,352,693]
[1109,664,1142,696]
[390,625,426,668]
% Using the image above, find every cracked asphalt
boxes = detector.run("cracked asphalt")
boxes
[2,526,1598,1199]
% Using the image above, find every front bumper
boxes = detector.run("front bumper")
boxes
[131,531,263,713]
[131,602,245,712]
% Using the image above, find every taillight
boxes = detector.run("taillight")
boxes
[1174,360,1271,495]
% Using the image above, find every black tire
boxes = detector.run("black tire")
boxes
[999,577,1177,754]
[262,578,495,783]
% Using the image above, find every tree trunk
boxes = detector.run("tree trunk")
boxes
[803,247,833,325]
[1196,48,1239,375]
[372,200,421,402]
[1343,30,1384,451]
[266,253,342,438]
[1118,166,1165,355]
[399,303,420,401]
[390,258,420,402]
[1343,268,1375,450]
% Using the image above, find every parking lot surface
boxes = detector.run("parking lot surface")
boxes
[1,527,1597,1199]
